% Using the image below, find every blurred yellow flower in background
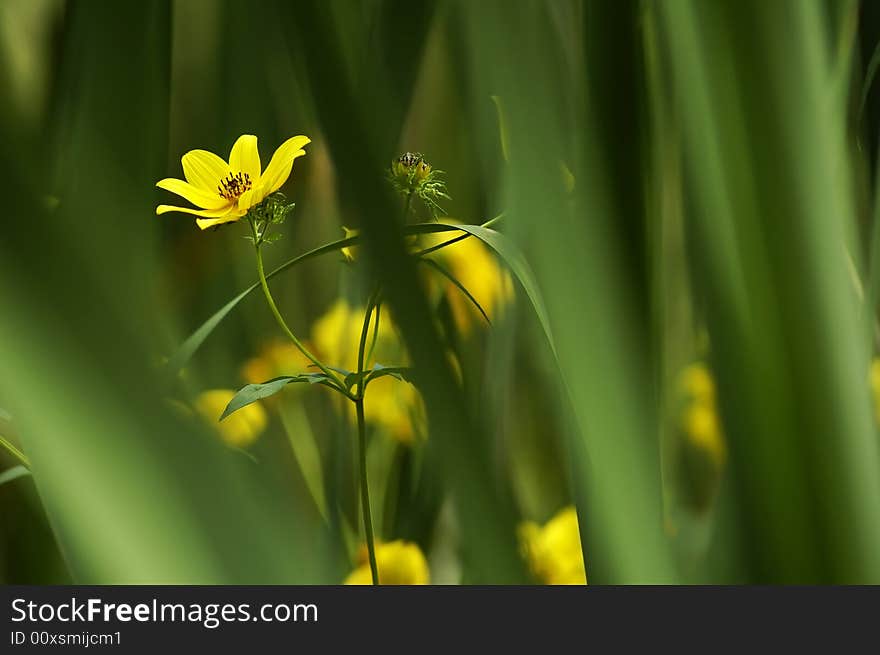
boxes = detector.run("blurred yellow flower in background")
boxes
[676,362,726,514]
[194,389,267,448]
[678,362,726,466]
[344,540,430,585]
[241,338,314,385]
[312,299,425,443]
[156,134,310,230]
[518,506,587,585]
[422,226,514,334]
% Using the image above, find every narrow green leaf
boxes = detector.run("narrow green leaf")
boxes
[220,374,331,420]
[325,365,354,377]
[419,257,491,326]
[0,465,30,487]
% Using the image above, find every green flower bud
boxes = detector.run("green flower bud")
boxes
[387,152,450,218]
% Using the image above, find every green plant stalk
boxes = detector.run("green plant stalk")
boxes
[355,287,382,584]
[0,434,30,469]
[253,240,351,398]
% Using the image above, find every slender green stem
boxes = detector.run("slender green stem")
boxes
[404,191,414,221]
[355,287,382,584]
[0,434,30,469]
[254,241,351,397]
[355,398,378,584]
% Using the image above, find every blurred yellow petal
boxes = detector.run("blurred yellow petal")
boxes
[344,540,429,585]
[228,134,261,181]
[679,363,716,406]
[181,149,229,192]
[194,389,267,448]
[156,177,227,210]
[261,135,311,194]
[519,506,587,585]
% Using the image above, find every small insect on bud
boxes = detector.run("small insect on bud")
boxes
[387,152,450,218]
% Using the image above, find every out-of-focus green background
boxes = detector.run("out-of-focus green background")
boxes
[2,0,880,584]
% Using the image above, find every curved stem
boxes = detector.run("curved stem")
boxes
[355,287,381,584]
[254,242,351,398]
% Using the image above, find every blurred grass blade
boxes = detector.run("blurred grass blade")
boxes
[658,0,880,582]
[0,434,29,468]
[278,401,328,522]
[0,465,31,487]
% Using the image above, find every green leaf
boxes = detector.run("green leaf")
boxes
[366,363,415,385]
[419,257,491,326]
[220,374,332,420]
[0,465,30,487]
[165,221,500,376]
[0,407,10,422]
[324,365,353,377]
[343,363,414,391]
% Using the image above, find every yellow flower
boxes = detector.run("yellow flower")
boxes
[312,299,404,373]
[344,540,430,585]
[361,376,424,444]
[519,506,587,585]
[194,389,267,448]
[156,134,310,230]
[241,339,314,385]
[422,225,514,334]
[311,299,425,443]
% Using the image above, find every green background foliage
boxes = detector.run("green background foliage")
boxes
[2,0,880,584]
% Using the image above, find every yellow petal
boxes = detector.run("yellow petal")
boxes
[228,134,261,181]
[156,178,227,210]
[196,213,244,230]
[237,186,262,212]
[181,149,229,192]
[156,203,233,218]
[261,135,311,195]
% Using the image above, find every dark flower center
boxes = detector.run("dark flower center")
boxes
[218,171,252,201]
